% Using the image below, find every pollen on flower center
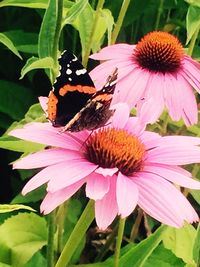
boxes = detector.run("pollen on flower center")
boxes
[85,128,146,176]
[134,31,184,73]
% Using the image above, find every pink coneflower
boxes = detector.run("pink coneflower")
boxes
[90,31,200,126]
[9,103,200,230]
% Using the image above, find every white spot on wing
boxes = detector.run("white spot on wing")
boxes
[72,56,78,61]
[76,69,87,76]
[66,69,72,75]
[68,77,72,81]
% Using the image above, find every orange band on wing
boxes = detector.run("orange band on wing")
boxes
[47,91,58,121]
[59,85,96,96]
[93,94,112,101]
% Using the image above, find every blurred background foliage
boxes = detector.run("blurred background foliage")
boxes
[1,0,200,266]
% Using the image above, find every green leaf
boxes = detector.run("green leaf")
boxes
[186,5,200,44]
[185,0,200,8]
[11,187,45,204]
[0,0,73,9]
[0,213,47,267]
[0,263,11,267]
[63,0,88,25]
[0,80,34,120]
[73,3,94,59]
[193,223,200,264]
[118,225,167,267]
[0,135,45,153]
[38,0,58,58]
[0,204,35,213]
[4,30,38,54]
[23,252,46,267]
[163,224,197,265]
[143,243,185,267]
[20,56,54,79]
[0,33,22,59]
[0,0,48,9]
[91,9,114,52]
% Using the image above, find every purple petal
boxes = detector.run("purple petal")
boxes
[134,173,198,227]
[182,56,200,93]
[13,148,82,169]
[90,44,134,60]
[111,103,130,128]
[143,165,200,189]
[86,173,110,200]
[9,122,83,150]
[147,145,200,165]
[95,176,118,230]
[163,73,182,121]
[117,173,138,218]
[41,179,85,214]
[47,159,98,192]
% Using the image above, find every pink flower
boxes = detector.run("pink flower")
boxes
[9,103,200,230]
[90,31,200,126]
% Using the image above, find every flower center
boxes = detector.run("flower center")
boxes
[85,128,146,176]
[134,31,184,73]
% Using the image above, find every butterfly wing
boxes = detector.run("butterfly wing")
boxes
[62,68,118,132]
[47,50,96,127]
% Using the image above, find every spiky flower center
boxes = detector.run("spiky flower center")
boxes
[134,31,184,73]
[85,128,146,176]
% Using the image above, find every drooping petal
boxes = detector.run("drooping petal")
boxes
[90,44,135,60]
[13,148,82,169]
[41,179,86,214]
[134,173,199,227]
[95,176,118,230]
[117,173,138,218]
[86,173,110,200]
[143,165,200,189]
[47,159,98,192]
[141,73,165,122]
[147,145,200,165]
[182,56,200,93]
[9,122,83,150]
[163,73,182,121]
[178,76,198,125]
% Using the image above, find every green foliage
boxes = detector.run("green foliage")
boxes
[0,213,47,267]
[0,80,34,121]
[0,204,35,213]
[186,5,200,44]
[163,224,197,265]
[0,33,22,59]
[1,0,200,266]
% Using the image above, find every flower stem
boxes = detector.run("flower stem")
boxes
[56,203,67,255]
[51,0,63,82]
[114,217,126,267]
[55,200,95,267]
[111,0,131,45]
[47,210,56,267]
[187,25,200,56]
[82,0,105,67]
[154,0,164,30]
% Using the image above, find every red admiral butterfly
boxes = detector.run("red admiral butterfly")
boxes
[47,50,118,132]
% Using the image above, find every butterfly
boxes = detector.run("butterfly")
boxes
[47,50,118,132]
